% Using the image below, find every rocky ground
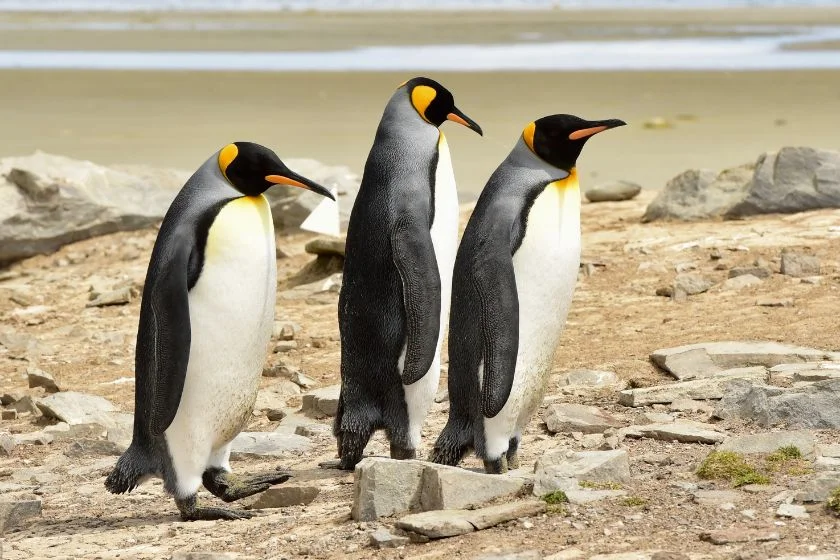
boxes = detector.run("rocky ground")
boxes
[2,190,840,560]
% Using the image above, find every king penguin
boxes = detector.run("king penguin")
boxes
[430,115,626,473]
[105,142,334,520]
[334,77,482,470]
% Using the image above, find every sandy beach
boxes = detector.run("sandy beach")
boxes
[1,69,840,197]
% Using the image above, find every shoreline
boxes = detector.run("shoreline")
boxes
[2,69,838,197]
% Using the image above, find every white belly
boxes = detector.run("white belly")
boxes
[165,195,276,492]
[483,177,581,459]
[403,133,459,447]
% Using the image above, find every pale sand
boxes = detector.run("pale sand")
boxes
[2,69,840,196]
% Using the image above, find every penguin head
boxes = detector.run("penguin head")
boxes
[522,115,626,172]
[399,77,483,135]
[217,141,335,200]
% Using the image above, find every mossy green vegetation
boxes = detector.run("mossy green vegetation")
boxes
[766,446,813,476]
[622,496,647,507]
[767,445,802,461]
[826,487,840,516]
[542,490,569,505]
[697,450,770,487]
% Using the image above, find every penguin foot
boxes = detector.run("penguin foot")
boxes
[506,437,521,470]
[389,443,416,460]
[202,467,292,502]
[175,495,253,521]
[483,456,509,474]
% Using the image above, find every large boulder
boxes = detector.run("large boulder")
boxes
[643,147,840,222]
[0,152,361,266]
[725,147,840,218]
[0,152,185,265]
[642,165,753,222]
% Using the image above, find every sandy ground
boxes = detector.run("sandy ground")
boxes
[2,69,840,199]
[2,194,840,558]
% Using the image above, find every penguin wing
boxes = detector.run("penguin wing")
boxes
[473,234,519,419]
[136,228,195,436]
[392,215,442,385]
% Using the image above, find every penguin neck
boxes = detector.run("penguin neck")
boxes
[378,95,439,144]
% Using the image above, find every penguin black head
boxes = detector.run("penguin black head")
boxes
[523,115,626,172]
[217,141,335,200]
[399,77,483,136]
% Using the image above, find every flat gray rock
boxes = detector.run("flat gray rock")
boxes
[245,485,319,509]
[395,501,545,539]
[26,367,60,393]
[673,273,714,296]
[693,489,742,506]
[719,430,816,458]
[651,341,839,373]
[565,489,626,504]
[351,458,528,521]
[776,503,809,519]
[229,432,312,460]
[627,421,726,444]
[556,369,621,388]
[619,368,766,407]
[304,236,346,257]
[301,384,340,418]
[0,498,42,532]
[533,450,630,496]
[369,527,410,549]
[795,472,840,502]
[584,180,642,203]
[36,392,116,425]
[729,266,772,279]
[714,379,840,428]
[542,403,624,434]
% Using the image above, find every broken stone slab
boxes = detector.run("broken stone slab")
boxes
[0,433,16,456]
[668,399,714,413]
[556,369,621,388]
[35,391,116,425]
[729,266,772,279]
[721,274,763,291]
[780,252,820,278]
[533,450,630,496]
[305,236,346,257]
[352,458,426,521]
[369,527,410,549]
[625,421,726,444]
[13,431,54,446]
[0,498,42,532]
[719,431,816,459]
[420,462,528,510]
[795,472,840,502]
[776,503,809,519]
[395,501,545,539]
[618,368,766,407]
[673,273,714,297]
[768,362,840,384]
[651,341,840,373]
[693,489,742,506]
[653,347,723,380]
[542,404,624,434]
[63,439,125,457]
[301,384,340,418]
[699,527,781,545]
[229,432,312,460]
[818,444,840,458]
[351,458,529,521]
[26,367,60,393]
[714,378,840,428]
[815,457,840,470]
[245,484,319,509]
[86,286,132,307]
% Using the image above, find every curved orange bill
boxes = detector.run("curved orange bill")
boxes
[446,107,483,136]
[569,119,627,140]
[266,172,335,200]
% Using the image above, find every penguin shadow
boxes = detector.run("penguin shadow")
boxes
[25,511,178,537]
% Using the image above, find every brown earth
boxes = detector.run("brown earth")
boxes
[2,192,840,559]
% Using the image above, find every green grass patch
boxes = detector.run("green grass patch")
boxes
[697,451,770,487]
[766,446,813,476]
[826,487,840,516]
[579,480,622,490]
[541,490,569,505]
[622,496,647,507]
[767,445,802,462]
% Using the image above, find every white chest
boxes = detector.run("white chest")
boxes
[175,195,277,447]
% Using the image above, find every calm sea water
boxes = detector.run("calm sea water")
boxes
[0,0,839,10]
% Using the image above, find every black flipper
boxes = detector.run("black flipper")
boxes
[472,247,519,419]
[141,232,195,436]
[391,215,442,385]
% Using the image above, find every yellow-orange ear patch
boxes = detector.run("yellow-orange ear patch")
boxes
[411,85,437,123]
[522,121,536,153]
[569,125,608,140]
[218,143,238,181]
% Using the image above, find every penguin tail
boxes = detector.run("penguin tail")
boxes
[429,416,474,467]
[104,443,156,494]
